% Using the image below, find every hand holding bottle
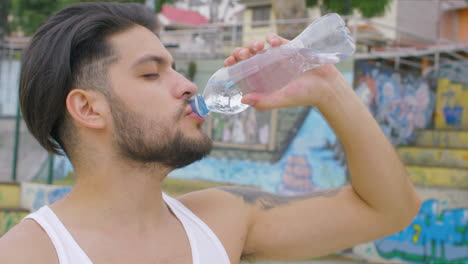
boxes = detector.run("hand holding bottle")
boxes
[225,33,351,111]
[190,13,355,117]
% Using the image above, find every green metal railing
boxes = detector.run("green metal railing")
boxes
[1,43,56,184]
[11,102,21,182]
[8,100,56,184]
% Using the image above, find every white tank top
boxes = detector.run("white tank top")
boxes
[23,193,231,264]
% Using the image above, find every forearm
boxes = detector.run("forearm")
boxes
[317,73,421,224]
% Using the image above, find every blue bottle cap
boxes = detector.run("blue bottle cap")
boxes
[189,94,210,117]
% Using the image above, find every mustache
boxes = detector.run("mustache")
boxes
[175,100,190,120]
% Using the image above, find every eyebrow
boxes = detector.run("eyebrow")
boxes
[132,54,175,69]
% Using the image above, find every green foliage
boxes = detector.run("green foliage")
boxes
[305,0,319,8]
[9,0,146,36]
[188,61,197,81]
[307,0,392,18]
[156,0,174,13]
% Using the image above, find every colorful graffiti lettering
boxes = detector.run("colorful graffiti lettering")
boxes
[375,200,468,264]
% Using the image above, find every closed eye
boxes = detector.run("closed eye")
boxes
[143,73,160,80]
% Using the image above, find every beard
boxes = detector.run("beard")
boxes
[108,94,212,169]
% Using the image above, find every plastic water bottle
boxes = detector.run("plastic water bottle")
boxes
[190,13,355,117]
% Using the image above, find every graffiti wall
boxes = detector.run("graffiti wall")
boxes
[376,200,467,264]
[172,61,436,192]
[171,107,347,193]
[354,188,468,264]
[21,183,72,211]
[353,61,435,146]
[435,78,468,130]
[171,60,468,264]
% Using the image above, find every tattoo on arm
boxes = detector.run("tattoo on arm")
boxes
[218,186,341,210]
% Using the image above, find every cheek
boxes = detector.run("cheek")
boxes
[108,70,182,122]
[112,82,173,115]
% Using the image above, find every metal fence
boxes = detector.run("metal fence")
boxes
[0,39,61,184]
[161,15,467,60]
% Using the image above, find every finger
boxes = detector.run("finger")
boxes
[230,47,249,63]
[266,32,289,47]
[224,56,236,67]
[231,47,242,58]
[237,48,251,61]
[248,40,265,55]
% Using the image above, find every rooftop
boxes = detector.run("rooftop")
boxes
[159,4,210,28]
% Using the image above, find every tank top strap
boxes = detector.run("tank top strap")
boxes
[23,206,93,264]
[162,193,230,264]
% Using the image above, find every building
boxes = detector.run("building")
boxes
[397,0,468,44]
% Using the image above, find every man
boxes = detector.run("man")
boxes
[0,2,421,263]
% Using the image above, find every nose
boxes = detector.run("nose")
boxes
[172,70,197,100]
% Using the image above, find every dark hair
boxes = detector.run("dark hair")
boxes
[19,2,158,156]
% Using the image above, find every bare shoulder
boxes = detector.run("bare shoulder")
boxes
[175,186,259,216]
[175,187,256,261]
[0,219,58,263]
[177,187,247,219]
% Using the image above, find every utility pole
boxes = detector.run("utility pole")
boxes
[344,0,351,24]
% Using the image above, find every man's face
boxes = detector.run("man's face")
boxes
[104,25,212,168]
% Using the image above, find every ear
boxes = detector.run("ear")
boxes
[66,89,107,129]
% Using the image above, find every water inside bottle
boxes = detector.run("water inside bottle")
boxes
[202,48,342,115]
[203,73,248,115]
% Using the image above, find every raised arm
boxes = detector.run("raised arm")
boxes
[216,34,421,261]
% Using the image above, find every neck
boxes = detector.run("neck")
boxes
[53,154,173,231]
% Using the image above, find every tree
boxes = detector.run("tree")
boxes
[1,0,8,37]
[306,0,393,18]
[9,0,145,36]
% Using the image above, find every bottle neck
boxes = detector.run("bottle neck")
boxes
[189,94,210,117]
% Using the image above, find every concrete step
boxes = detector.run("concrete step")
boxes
[0,182,21,208]
[407,166,468,189]
[0,208,29,236]
[398,147,468,169]
[413,129,468,148]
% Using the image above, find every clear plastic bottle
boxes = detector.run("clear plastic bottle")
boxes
[190,13,355,117]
